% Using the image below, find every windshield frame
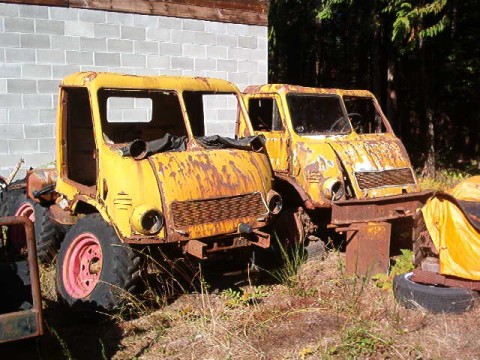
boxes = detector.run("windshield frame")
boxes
[286,93,352,136]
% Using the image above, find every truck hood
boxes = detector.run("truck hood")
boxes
[325,134,418,197]
[148,149,272,238]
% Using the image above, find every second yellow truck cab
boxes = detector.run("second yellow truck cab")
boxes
[239,84,432,275]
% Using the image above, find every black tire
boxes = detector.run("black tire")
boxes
[1,187,60,262]
[56,214,141,311]
[393,272,478,314]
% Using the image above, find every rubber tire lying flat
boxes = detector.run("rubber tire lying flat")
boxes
[56,214,141,311]
[393,272,478,314]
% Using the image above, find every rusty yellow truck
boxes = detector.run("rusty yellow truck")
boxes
[0,72,281,310]
[238,84,431,274]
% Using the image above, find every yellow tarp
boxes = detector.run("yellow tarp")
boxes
[422,176,480,280]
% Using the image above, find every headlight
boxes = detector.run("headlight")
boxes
[131,206,164,235]
[322,178,344,201]
[267,190,282,215]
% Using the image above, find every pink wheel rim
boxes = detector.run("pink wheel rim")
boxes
[15,202,35,222]
[63,233,103,299]
[11,202,35,252]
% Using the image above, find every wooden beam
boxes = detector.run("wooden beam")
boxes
[0,0,268,26]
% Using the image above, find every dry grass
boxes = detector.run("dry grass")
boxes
[25,249,480,360]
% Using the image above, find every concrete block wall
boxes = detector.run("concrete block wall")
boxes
[0,3,268,177]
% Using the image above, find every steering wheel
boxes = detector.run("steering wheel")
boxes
[329,115,350,133]
[347,112,363,132]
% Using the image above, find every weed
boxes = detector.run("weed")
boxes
[221,285,267,307]
[418,168,470,191]
[373,249,414,290]
[47,324,73,360]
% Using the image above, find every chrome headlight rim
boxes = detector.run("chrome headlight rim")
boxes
[266,190,283,215]
[322,177,345,201]
[131,206,164,235]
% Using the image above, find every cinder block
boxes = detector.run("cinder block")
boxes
[5,17,34,33]
[205,70,228,80]
[258,61,267,74]
[21,34,50,49]
[0,33,20,47]
[66,50,94,65]
[49,7,79,21]
[147,55,169,69]
[35,19,64,35]
[207,46,227,60]
[195,58,216,71]
[80,65,109,73]
[65,21,94,38]
[0,124,24,139]
[171,57,194,70]
[120,26,145,41]
[217,34,237,47]
[52,65,81,78]
[258,37,267,50]
[38,80,60,94]
[23,153,55,168]
[39,109,56,123]
[23,94,52,109]
[0,80,5,93]
[0,168,27,180]
[0,94,22,108]
[94,24,120,39]
[0,4,19,17]
[0,49,4,63]
[9,139,39,154]
[106,12,134,26]
[7,79,36,93]
[227,72,247,86]
[107,39,133,53]
[39,138,55,153]
[159,43,182,56]
[19,4,48,19]
[8,109,40,123]
[0,18,4,32]
[226,23,249,35]
[24,124,54,139]
[134,40,158,55]
[194,32,216,45]
[146,28,170,42]
[80,38,107,52]
[0,109,7,123]
[36,49,65,64]
[248,25,267,37]
[248,73,267,84]
[205,121,235,137]
[158,16,182,30]
[22,64,52,79]
[217,60,237,72]
[182,19,204,31]
[133,68,158,76]
[238,60,257,73]
[182,69,206,77]
[182,44,206,58]
[171,30,196,44]
[51,35,80,50]
[121,53,146,68]
[0,139,7,154]
[238,36,257,49]
[205,22,226,34]
[1,63,22,78]
[94,53,120,67]
[79,9,106,23]
[133,14,159,28]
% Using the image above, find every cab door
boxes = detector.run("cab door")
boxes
[245,95,290,173]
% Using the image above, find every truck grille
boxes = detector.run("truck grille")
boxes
[171,193,267,227]
[355,168,415,190]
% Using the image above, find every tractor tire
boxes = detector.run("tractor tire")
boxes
[56,214,141,311]
[393,272,478,314]
[1,187,60,262]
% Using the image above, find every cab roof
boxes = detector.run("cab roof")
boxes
[61,72,241,93]
[243,84,375,98]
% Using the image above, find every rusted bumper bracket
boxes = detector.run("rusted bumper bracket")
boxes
[412,269,480,291]
[332,191,433,276]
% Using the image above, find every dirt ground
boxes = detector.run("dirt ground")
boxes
[2,251,480,359]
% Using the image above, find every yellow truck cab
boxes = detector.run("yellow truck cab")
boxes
[239,84,431,274]
[15,72,281,310]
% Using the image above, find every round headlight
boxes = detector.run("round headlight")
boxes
[267,190,283,215]
[322,178,344,201]
[131,206,164,235]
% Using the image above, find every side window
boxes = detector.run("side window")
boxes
[343,96,387,134]
[248,98,283,131]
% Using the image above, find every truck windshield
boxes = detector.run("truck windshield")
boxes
[287,94,351,135]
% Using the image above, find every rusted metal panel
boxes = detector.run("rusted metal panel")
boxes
[342,222,392,276]
[331,190,433,225]
[412,269,480,291]
[0,216,43,344]
[0,0,268,25]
